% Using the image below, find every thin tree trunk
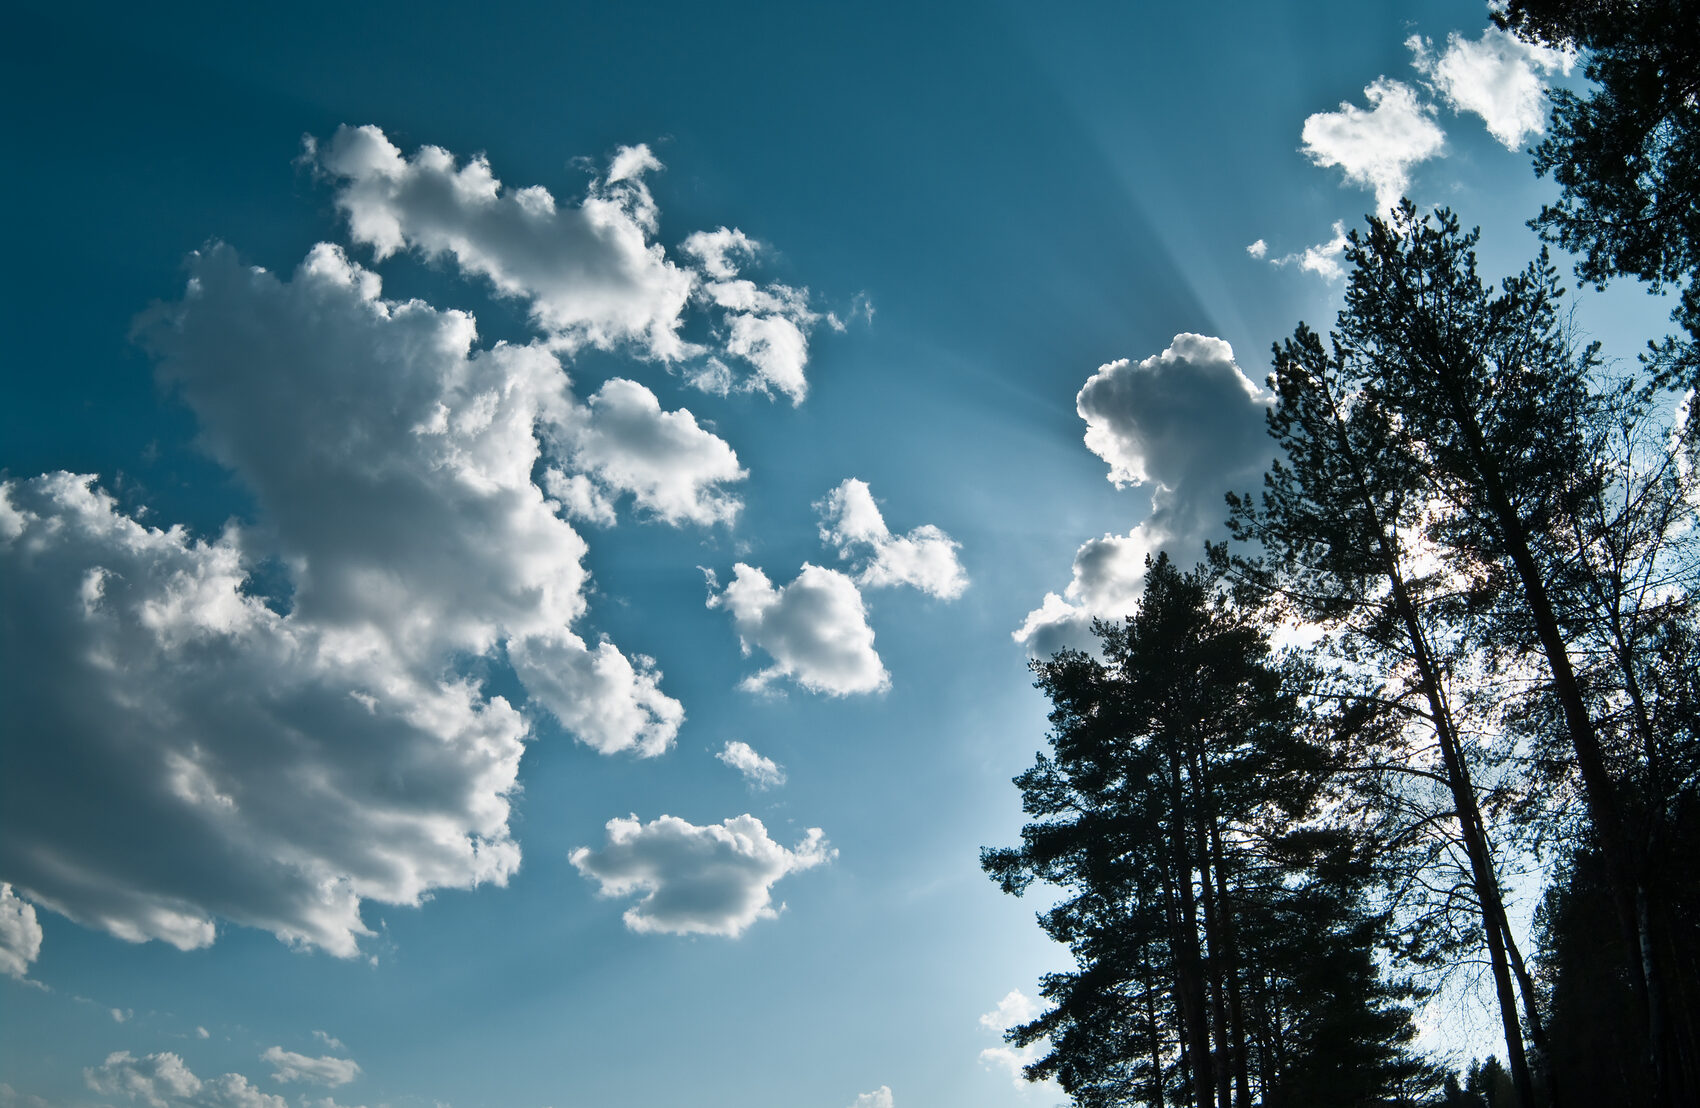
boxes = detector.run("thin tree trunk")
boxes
[1317,368,1540,1107]
[1409,283,1676,1106]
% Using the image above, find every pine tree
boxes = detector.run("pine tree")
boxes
[984,557,1433,1108]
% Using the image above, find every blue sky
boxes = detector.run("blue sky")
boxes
[0,3,1679,1107]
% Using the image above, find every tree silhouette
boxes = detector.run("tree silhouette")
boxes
[984,557,1433,1108]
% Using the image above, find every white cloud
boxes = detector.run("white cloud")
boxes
[570,814,832,936]
[1301,77,1445,212]
[707,564,889,695]
[723,311,812,405]
[2,472,528,956]
[1016,335,1273,654]
[678,227,757,281]
[315,128,827,401]
[682,228,823,404]
[848,1088,893,1108]
[196,1028,211,1040]
[310,1032,343,1051]
[315,126,695,360]
[978,990,1063,1098]
[978,988,1043,1033]
[3,223,717,955]
[508,633,683,758]
[86,1052,287,1108]
[817,479,968,599]
[1245,238,1268,259]
[260,1048,360,1087]
[0,885,42,980]
[112,1009,132,1024]
[1266,220,1351,281]
[554,377,746,526]
[1410,27,1574,150]
[716,741,786,789]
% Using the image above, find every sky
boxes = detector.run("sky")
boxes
[0,3,1681,1107]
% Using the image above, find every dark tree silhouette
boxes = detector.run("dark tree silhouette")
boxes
[1496,0,1700,388]
[983,557,1434,1108]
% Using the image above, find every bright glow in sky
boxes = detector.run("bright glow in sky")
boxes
[0,3,1674,1106]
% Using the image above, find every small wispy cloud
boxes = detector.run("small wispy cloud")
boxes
[717,741,786,789]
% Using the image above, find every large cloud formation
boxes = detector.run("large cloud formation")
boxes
[1016,335,1273,655]
[0,130,822,960]
[570,814,832,936]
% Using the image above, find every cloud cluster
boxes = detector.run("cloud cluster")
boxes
[1016,335,1273,655]
[0,884,41,980]
[1263,24,1571,277]
[570,814,832,936]
[848,1088,894,1108]
[86,1053,286,1108]
[680,227,832,404]
[717,741,786,789]
[1301,78,1445,214]
[818,479,967,599]
[1410,26,1573,150]
[314,127,829,401]
[260,1049,360,1087]
[0,130,835,959]
[707,480,965,695]
[707,564,890,696]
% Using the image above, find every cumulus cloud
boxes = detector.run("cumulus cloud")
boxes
[848,1089,894,1108]
[1410,27,1573,150]
[260,1049,359,1087]
[817,479,968,599]
[1016,335,1273,654]
[86,1052,286,1108]
[310,1032,343,1052]
[1245,239,1268,259]
[0,183,773,956]
[0,884,42,980]
[1301,77,1445,212]
[2,472,528,955]
[706,564,889,695]
[716,741,786,789]
[314,128,827,401]
[553,377,745,526]
[570,814,832,936]
[508,634,683,758]
[314,126,694,359]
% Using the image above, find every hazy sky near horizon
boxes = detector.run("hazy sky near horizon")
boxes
[0,3,1675,1107]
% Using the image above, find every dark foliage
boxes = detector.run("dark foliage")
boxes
[983,557,1435,1108]
[1497,0,1700,387]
